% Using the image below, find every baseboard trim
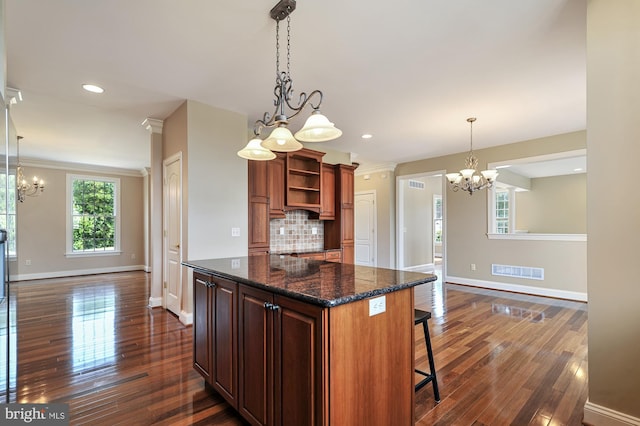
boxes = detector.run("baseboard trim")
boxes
[179,311,193,326]
[446,276,587,302]
[404,263,435,273]
[148,296,163,308]
[584,400,640,426]
[11,265,147,282]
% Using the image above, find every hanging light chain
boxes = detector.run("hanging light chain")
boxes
[286,14,291,78]
[275,19,280,77]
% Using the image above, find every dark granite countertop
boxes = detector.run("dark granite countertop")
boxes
[271,248,340,255]
[182,255,437,307]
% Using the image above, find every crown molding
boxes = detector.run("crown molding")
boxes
[19,158,146,177]
[142,118,164,134]
[354,162,397,176]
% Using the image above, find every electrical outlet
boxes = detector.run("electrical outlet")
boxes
[231,227,240,237]
[131,253,136,260]
[470,263,476,271]
[369,296,386,317]
[231,259,241,269]
[25,259,32,266]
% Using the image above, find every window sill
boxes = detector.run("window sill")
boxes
[487,233,587,242]
[65,250,122,258]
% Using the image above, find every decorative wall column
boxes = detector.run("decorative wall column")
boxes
[142,118,164,308]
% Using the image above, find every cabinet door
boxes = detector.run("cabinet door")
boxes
[274,296,325,426]
[193,272,212,383]
[319,164,335,220]
[238,285,274,426]
[212,277,238,408]
[269,154,286,218]
[249,160,270,251]
[338,165,354,208]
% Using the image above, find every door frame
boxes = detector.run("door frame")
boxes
[396,171,447,281]
[163,152,183,315]
[355,190,377,267]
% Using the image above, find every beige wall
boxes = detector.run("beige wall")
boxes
[163,100,249,318]
[585,0,640,421]
[14,164,145,279]
[515,173,586,234]
[395,131,587,298]
[355,169,395,268]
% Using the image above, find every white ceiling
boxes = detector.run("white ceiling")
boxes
[5,0,586,171]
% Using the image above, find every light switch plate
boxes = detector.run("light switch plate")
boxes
[369,296,386,317]
[231,259,240,269]
[312,227,318,235]
[231,227,240,237]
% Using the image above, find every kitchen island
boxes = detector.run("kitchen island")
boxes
[183,254,437,426]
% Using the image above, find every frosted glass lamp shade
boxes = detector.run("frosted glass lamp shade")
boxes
[481,169,499,181]
[294,111,342,142]
[445,173,460,184]
[237,138,276,161]
[262,126,304,152]
[460,169,476,180]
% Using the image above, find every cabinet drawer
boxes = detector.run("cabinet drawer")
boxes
[325,250,342,263]
[295,252,325,261]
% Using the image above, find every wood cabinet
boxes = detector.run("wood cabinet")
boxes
[211,276,238,407]
[193,272,239,407]
[286,149,324,210]
[193,272,212,383]
[325,249,342,263]
[193,269,415,426]
[268,154,286,219]
[324,164,357,264]
[249,160,270,254]
[319,164,335,220]
[237,284,325,426]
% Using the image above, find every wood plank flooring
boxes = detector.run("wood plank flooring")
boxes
[3,271,588,425]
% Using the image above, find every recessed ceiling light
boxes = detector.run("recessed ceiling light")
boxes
[573,168,583,172]
[82,84,104,94]
[361,134,373,139]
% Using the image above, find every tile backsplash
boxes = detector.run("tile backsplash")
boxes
[270,210,324,253]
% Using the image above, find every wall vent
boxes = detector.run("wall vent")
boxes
[492,264,544,280]
[408,180,425,189]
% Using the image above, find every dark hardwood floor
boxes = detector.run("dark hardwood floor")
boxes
[3,271,588,425]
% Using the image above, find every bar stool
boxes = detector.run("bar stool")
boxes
[414,309,441,402]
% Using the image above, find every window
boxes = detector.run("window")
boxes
[67,175,120,255]
[0,173,17,257]
[495,189,510,234]
[433,195,442,243]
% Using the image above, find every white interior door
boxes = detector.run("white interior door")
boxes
[163,155,182,316]
[355,192,376,266]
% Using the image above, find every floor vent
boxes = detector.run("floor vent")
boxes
[492,264,544,280]
[408,180,425,189]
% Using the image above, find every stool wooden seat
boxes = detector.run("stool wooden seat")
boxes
[414,309,440,402]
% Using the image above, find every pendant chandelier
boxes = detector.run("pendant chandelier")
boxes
[445,118,498,195]
[16,136,45,202]
[237,0,342,161]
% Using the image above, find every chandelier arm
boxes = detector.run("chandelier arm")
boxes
[282,89,324,120]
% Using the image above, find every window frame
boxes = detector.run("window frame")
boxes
[0,172,17,259]
[66,174,121,257]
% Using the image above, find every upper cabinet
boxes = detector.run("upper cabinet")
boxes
[268,153,286,219]
[320,164,336,220]
[286,148,325,211]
